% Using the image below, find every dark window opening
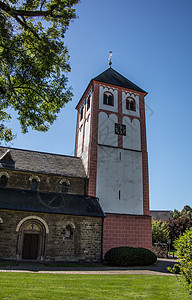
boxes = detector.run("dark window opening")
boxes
[108,95,113,106]
[31,179,38,191]
[80,106,84,120]
[65,225,72,239]
[103,93,108,105]
[87,96,90,110]
[103,92,114,106]
[0,175,8,187]
[126,98,136,111]
[61,182,69,194]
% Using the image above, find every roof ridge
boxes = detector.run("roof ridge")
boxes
[0,146,79,159]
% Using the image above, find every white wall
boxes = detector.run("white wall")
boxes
[98,112,118,147]
[76,93,92,163]
[96,146,143,214]
[82,114,91,174]
[123,117,141,151]
[77,124,83,157]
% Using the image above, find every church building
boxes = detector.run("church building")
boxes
[0,65,152,262]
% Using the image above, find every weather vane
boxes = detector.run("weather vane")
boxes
[108,51,112,67]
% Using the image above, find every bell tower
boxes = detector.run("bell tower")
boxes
[75,66,152,255]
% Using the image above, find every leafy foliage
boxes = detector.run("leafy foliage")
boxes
[166,215,192,241]
[172,206,192,220]
[152,219,169,243]
[104,246,157,266]
[170,228,192,295]
[172,209,181,219]
[181,205,192,220]
[0,0,79,142]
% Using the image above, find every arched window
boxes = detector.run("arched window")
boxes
[31,179,38,191]
[65,225,72,239]
[103,92,114,106]
[61,222,75,240]
[61,182,69,194]
[87,96,90,110]
[0,175,8,187]
[126,98,136,111]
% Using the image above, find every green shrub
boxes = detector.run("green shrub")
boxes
[152,219,169,243]
[104,246,157,266]
[167,263,180,274]
[169,228,192,295]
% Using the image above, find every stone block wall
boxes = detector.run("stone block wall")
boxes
[0,209,102,262]
[0,169,86,195]
[152,243,168,258]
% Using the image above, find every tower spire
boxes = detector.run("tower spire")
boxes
[108,51,112,68]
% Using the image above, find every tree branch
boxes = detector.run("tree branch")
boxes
[0,1,57,17]
[0,1,59,39]
[40,0,47,11]
[14,15,40,38]
[13,86,47,101]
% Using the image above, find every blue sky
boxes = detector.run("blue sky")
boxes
[3,0,192,211]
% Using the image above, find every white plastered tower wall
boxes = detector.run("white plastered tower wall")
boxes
[75,88,93,174]
[96,86,143,215]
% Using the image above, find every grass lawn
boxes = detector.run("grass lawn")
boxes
[0,273,190,299]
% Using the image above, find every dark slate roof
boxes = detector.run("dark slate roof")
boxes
[0,147,86,178]
[93,68,147,94]
[150,210,173,221]
[0,188,105,218]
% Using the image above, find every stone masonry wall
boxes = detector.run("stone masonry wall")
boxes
[152,243,168,258]
[0,209,102,262]
[0,169,86,195]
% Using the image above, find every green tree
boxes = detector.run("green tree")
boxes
[171,205,192,220]
[181,205,192,220]
[172,209,181,219]
[152,219,169,243]
[171,228,192,295]
[166,215,192,241]
[0,0,79,142]
[166,205,192,243]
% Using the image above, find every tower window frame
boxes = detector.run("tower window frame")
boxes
[126,97,136,111]
[103,92,114,106]
[87,96,91,111]
[80,106,84,121]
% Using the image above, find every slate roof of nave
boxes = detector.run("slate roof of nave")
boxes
[93,67,147,94]
[150,210,173,222]
[0,146,86,178]
[0,188,105,217]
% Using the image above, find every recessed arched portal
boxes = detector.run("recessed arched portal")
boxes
[16,216,48,260]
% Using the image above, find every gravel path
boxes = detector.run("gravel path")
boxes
[0,259,177,275]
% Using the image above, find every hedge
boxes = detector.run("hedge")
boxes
[104,246,157,266]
